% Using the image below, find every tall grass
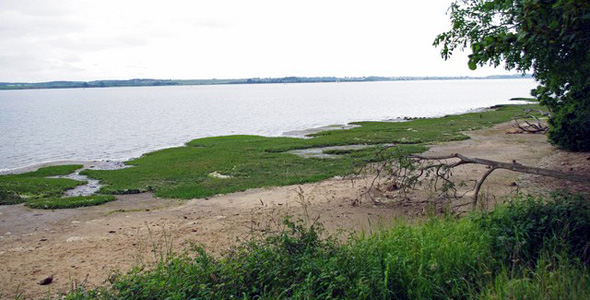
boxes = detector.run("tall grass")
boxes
[348,218,493,299]
[479,253,590,300]
[63,192,590,300]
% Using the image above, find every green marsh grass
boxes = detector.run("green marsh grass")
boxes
[0,165,115,209]
[83,104,542,199]
[0,165,85,203]
[25,195,116,209]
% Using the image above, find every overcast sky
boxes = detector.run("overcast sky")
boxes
[0,0,513,82]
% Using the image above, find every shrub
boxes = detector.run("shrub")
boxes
[475,191,590,268]
[108,218,353,299]
[548,101,590,151]
[479,252,590,300]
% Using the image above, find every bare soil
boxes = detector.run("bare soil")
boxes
[1,122,587,299]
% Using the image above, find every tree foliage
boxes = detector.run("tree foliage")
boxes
[434,0,590,151]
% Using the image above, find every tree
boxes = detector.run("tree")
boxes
[434,0,590,151]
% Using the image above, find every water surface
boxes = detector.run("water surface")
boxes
[0,79,537,171]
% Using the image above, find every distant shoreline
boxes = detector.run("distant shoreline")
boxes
[0,75,532,91]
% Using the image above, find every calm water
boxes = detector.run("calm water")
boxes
[0,79,537,171]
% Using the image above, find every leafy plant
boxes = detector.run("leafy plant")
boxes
[474,191,590,268]
[435,0,590,151]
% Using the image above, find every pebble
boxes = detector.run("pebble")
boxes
[66,236,87,242]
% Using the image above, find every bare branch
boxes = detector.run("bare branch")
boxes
[410,153,590,183]
[407,153,590,209]
[473,167,497,208]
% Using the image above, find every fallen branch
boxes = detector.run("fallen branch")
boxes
[510,116,548,134]
[410,153,590,208]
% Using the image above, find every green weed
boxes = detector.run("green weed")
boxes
[25,195,116,209]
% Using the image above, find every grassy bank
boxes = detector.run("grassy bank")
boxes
[64,191,590,299]
[82,104,542,199]
[0,165,85,205]
[0,104,542,204]
[0,165,118,209]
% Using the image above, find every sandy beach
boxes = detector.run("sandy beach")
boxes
[1,121,589,299]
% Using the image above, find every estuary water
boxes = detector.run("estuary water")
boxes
[0,79,537,171]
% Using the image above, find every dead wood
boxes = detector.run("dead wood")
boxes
[510,116,548,134]
[410,153,590,208]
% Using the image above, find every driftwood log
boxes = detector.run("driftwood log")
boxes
[409,153,590,208]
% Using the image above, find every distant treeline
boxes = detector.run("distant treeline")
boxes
[0,74,532,90]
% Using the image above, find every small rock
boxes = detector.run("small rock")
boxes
[208,171,232,179]
[38,275,54,285]
[40,238,48,242]
[108,230,116,234]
